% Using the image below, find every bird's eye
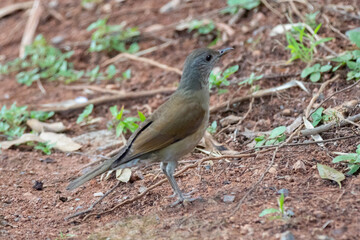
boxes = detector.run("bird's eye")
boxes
[206,55,212,61]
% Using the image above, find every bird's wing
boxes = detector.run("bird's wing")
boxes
[111,96,205,167]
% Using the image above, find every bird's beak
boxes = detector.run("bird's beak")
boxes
[218,47,234,57]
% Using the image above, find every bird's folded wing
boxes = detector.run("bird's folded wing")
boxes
[124,100,205,161]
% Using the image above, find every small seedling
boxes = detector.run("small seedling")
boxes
[331,31,360,81]
[301,63,332,82]
[207,121,217,134]
[87,18,140,53]
[333,144,360,176]
[0,103,53,139]
[0,35,83,85]
[259,193,290,220]
[238,72,263,92]
[255,126,286,147]
[76,104,94,124]
[209,65,239,94]
[222,0,260,14]
[286,24,332,63]
[109,106,146,137]
[188,19,216,35]
[305,11,320,29]
[34,141,55,155]
[310,107,330,127]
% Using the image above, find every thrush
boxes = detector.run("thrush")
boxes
[67,47,233,205]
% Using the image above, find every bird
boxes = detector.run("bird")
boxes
[67,47,233,205]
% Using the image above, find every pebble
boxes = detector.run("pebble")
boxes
[51,36,64,45]
[138,186,147,194]
[280,231,295,240]
[93,192,104,197]
[32,181,43,191]
[268,167,277,174]
[223,195,235,203]
[282,109,292,116]
[75,198,80,201]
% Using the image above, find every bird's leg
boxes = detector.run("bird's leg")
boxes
[160,161,199,206]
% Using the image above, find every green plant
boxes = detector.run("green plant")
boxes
[301,63,332,82]
[310,107,330,127]
[305,11,320,29]
[55,232,76,240]
[209,65,239,94]
[259,193,289,220]
[238,72,263,92]
[333,144,360,176]
[0,103,53,140]
[255,126,286,147]
[207,121,217,134]
[109,106,146,137]
[286,24,332,63]
[34,141,54,155]
[87,18,140,53]
[0,35,84,85]
[76,104,94,124]
[188,20,216,35]
[222,0,261,14]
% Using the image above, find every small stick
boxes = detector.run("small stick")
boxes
[301,113,360,136]
[19,0,43,58]
[305,75,339,118]
[0,1,33,19]
[102,53,182,75]
[37,88,176,112]
[261,0,283,18]
[101,41,175,67]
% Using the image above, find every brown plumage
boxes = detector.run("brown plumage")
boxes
[67,47,233,204]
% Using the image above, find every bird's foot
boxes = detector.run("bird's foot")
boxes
[169,192,201,207]
[166,189,197,199]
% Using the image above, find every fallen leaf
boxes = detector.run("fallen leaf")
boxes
[116,168,132,183]
[0,133,43,149]
[317,163,345,188]
[40,132,81,152]
[27,119,66,132]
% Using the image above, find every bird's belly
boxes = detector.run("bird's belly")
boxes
[157,115,208,163]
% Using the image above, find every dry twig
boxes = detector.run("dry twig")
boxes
[19,0,43,58]
[0,1,33,19]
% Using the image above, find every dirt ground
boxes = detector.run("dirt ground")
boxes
[1,0,360,239]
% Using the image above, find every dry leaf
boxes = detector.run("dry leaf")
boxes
[317,163,345,188]
[116,168,132,183]
[40,132,81,152]
[27,119,66,132]
[0,133,43,149]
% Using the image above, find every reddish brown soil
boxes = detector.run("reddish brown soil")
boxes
[1,0,360,239]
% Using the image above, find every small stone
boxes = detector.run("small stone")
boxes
[75,198,80,201]
[223,195,235,203]
[43,205,49,209]
[138,186,147,194]
[102,3,112,13]
[32,181,43,191]
[282,109,292,116]
[280,231,295,240]
[240,224,253,235]
[268,167,277,174]
[277,189,289,197]
[293,160,306,171]
[51,36,64,45]
[59,197,67,202]
[93,192,104,197]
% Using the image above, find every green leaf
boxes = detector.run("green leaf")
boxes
[333,154,357,163]
[116,106,124,120]
[138,111,146,122]
[311,107,324,127]
[348,30,360,48]
[109,106,118,118]
[347,165,360,175]
[259,208,280,217]
[106,64,117,79]
[30,111,54,121]
[301,66,315,78]
[76,104,94,124]
[320,65,332,72]
[87,18,107,31]
[116,122,125,137]
[269,126,286,138]
[122,69,131,80]
[317,163,345,188]
[310,72,321,82]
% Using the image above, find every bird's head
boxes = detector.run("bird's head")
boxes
[179,47,233,91]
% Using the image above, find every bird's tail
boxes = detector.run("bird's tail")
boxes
[66,159,113,191]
